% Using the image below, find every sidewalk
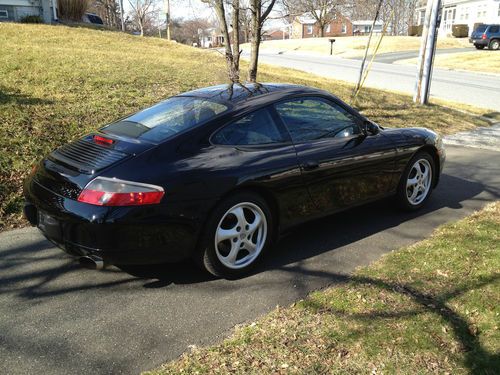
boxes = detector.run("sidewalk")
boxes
[444,123,500,152]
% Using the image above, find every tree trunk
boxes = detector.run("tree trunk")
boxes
[213,0,238,82]
[247,0,261,82]
[319,24,325,37]
[231,0,240,82]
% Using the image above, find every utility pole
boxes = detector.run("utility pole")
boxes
[414,0,441,104]
[164,0,171,40]
[118,0,125,32]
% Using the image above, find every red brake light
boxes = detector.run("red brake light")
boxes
[77,177,164,206]
[93,135,115,146]
[482,33,487,39]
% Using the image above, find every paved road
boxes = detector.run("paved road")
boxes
[247,51,500,111]
[350,47,476,64]
[1,145,499,375]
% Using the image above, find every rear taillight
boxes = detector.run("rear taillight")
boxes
[77,177,164,206]
[482,33,487,39]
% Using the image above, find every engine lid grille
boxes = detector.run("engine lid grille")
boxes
[50,139,129,174]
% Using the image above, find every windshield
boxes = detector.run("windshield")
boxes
[101,96,228,142]
[475,25,487,33]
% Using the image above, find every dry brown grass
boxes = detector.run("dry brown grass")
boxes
[0,23,492,230]
[396,50,500,74]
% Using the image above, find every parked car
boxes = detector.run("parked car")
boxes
[469,24,500,50]
[82,12,104,26]
[23,84,445,278]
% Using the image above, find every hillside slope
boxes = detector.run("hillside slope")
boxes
[0,24,490,230]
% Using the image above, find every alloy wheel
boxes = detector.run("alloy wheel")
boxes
[406,159,432,206]
[214,202,267,269]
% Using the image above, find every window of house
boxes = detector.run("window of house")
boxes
[498,3,500,16]
[0,9,8,18]
[306,25,313,34]
[419,11,425,25]
[342,24,347,33]
[364,25,371,33]
[325,24,331,33]
[212,108,286,146]
[275,98,360,142]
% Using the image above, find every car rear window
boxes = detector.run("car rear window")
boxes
[102,96,228,142]
[475,25,487,33]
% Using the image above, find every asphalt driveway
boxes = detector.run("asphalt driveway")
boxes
[1,145,499,374]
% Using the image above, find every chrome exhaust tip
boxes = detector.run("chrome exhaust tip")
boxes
[79,255,105,270]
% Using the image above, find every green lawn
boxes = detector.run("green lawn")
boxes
[0,23,493,230]
[148,202,500,374]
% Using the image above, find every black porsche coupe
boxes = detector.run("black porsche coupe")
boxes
[24,83,445,277]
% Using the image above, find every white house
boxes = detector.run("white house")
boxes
[415,0,500,36]
[0,0,57,23]
[352,20,385,35]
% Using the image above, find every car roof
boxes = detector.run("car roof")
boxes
[176,83,328,106]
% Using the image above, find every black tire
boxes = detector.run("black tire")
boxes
[195,192,274,278]
[396,151,435,211]
[488,39,499,50]
[475,44,485,50]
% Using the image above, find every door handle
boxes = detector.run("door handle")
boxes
[301,161,319,171]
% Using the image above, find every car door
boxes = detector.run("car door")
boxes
[210,107,317,228]
[273,96,397,214]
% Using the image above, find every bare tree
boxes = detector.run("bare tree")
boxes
[128,0,158,36]
[171,17,213,45]
[351,0,418,35]
[281,0,342,37]
[203,0,241,82]
[90,0,122,29]
[247,0,277,82]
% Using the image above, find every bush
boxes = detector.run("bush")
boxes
[452,24,469,38]
[58,0,90,21]
[408,25,424,36]
[408,25,418,36]
[20,15,43,23]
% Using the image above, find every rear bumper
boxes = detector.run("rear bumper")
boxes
[470,38,488,46]
[24,178,213,265]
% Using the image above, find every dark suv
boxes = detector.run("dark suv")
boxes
[470,24,500,50]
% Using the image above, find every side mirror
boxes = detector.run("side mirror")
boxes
[365,121,380,136]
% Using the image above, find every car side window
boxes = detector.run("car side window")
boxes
[212,108,286,146]
[489,26,499,33]
[275,98,361,142]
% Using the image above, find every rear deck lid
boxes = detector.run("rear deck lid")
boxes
[49,133,154,174]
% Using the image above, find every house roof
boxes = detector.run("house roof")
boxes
[294,10,350,24]
[295,15,317,24]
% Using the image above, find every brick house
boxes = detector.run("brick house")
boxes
[291,12,352,38]
[262,28,290,41]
